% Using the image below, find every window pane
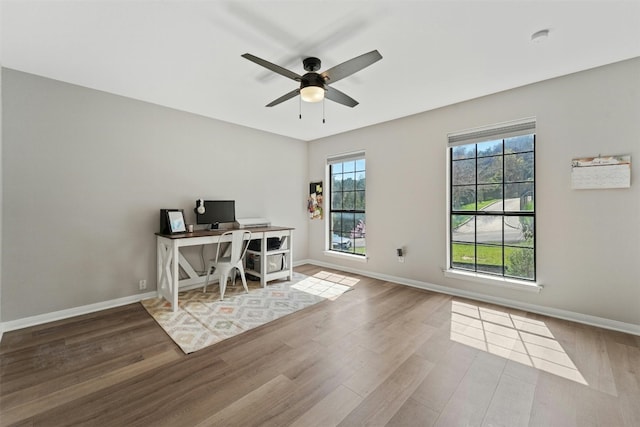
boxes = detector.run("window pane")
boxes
[332,163,343,173]
[452,159,476,185]
[452,186,476,210]
[332,174,343,191]
[505,152,534,182]
[505,134,534,153]
[452,144,476,160]
[331,234,352,253]
[506,216,534,247]
[342,213,356,235]
[331,192,342,210]
[355,191,366,210]
[477,215,503,244]
[477,244,503,275]
[477,155,502,184]
[352,216,366,237]
[343,172,356,190]
[505,247,534,280]
[331,212,342,233]
[342,191,355,210]
[355,159,365,171]
[477,184,502,209]
[356,171,366,189]
[343,161,355,173]
[452,215,474,242]
[352,218,365,254]
[504,183,534,211]
[477,139,503,157]
[452,242,475,270]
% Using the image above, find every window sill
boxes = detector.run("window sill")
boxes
[323,250,368,263]
[443,269,542,293]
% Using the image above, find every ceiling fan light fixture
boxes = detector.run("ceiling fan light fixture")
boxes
[300,85,325,103]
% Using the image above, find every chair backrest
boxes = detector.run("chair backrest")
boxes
[215,230,252,264]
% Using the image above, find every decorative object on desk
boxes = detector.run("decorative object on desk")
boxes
[187,224,194,233]
[308,181,323,220]
[195,198,205,214]
[571,154,631,190]
[159,209,184,234]
[167,210,186,233]
[141,271,356,354]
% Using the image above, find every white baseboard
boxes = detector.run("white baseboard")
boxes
[2,261,637,342]
[0,291,157,339]
[300,258,640,337]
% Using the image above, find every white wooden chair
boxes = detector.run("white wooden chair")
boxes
[203,230,252,300]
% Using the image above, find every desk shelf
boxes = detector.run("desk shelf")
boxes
[244,232,292,283]
[246,248,289,256]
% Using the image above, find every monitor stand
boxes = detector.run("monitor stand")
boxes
[210,222,220,230]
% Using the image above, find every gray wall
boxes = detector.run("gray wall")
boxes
[3,59,639,328]
[2,69,309,321]
[308,58,640,326]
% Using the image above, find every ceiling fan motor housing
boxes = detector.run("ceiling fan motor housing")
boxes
[300,72,326,91]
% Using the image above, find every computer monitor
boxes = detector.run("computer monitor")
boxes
[196,200,236,229]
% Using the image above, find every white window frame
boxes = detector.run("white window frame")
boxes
[445,118,542,292]
[324,151,368,262]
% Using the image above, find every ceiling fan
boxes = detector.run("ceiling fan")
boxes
[241,50,382,108]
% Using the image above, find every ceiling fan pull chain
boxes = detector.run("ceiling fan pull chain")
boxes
[323,97,326,124]
[299,96,302,120]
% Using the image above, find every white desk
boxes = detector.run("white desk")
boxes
[156,226,294,311]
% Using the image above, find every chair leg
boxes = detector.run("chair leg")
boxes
[238,265,249,294]
[230,268,237,286]
[219,273,227,300]
[204,264,212,293]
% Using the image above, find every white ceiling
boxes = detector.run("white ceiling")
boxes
[2,1,639,141]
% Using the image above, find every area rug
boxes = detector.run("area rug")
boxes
[141,271,355,353]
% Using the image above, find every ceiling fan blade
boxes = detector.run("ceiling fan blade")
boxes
[321,50,382,84]
[325,86,359,108]
[266,89,300,107]
[242,53,301,81]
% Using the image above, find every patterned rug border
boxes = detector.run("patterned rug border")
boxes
[141,272,351,353]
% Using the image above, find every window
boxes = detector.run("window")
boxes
[448,119,536,281]
[328,152,366,256]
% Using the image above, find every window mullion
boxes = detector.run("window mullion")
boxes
[474,148,478,273]
[502,139,506,275]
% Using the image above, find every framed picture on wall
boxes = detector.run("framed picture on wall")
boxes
[308,181,323,220]
[166,210,186,234]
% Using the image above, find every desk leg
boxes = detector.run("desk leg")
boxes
[157,238,180,312]
[170,240,179,310]
[260,236,267,288]
[288,229,294,281]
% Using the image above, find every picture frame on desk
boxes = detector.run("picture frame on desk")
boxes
[166,210,186,234]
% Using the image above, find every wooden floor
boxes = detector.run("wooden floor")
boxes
[1,264,639,427]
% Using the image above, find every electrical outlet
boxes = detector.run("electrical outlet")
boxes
[139,279,147,290]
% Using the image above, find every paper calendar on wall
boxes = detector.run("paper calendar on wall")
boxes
[571,155,631,190]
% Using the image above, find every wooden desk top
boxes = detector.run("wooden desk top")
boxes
[155,226,294,239]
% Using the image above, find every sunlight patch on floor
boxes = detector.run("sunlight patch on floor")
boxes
[450,300,587,385]
[292,271,359,300]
